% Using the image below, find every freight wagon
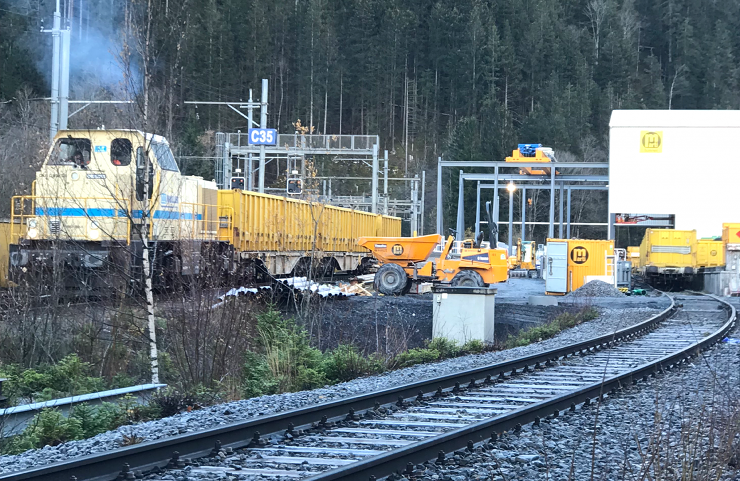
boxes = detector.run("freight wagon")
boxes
[638,229,696,286]
[6,129,400,293]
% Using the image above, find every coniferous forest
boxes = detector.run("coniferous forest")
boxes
[1,0,739,233]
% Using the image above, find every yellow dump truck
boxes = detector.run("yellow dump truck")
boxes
[358,234,508,295]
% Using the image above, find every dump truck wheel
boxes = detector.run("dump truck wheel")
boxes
[451,270,485,287]
[375,263,408,295]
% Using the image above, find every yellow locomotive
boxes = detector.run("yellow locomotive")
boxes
[8,129,400,292]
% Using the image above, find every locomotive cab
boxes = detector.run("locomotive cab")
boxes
[8,129,221,293]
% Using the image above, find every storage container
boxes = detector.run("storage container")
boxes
[639,229,696,269]
[696,239,724,268]
[722,223,740,246]
[545,238,615,294]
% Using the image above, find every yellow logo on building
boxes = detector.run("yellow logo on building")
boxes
[640,131,663,153]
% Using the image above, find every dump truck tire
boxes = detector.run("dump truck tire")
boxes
[375,263,408,295]
[451,270,485,287]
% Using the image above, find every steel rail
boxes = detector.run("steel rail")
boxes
[2,295,678,481]
[303,294,736,480]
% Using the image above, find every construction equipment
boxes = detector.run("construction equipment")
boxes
[358,234,509,295]
[505,144,557,175]
[508,238,537,277]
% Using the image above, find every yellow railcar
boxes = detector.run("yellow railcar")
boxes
[638,229,697,286]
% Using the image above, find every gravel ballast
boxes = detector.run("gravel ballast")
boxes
[0,304,665,475]
[567,279,625,298]
[410,304,740,481]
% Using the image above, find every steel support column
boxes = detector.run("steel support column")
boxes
[521,187,526,243]
[608,213,616,240]
[456,170,464,238]
[436,157,443,234]
[420,171,425,235]
[567,187,572,239]
[258,79,268,193]
[549,168,555,238]
[371,143,379,214]
[508,190,514,255]
[559,181,564,238]
[475,182,481,239]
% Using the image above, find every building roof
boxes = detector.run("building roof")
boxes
[610,110,740,128]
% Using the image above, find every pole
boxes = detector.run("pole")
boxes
[521,187,526,242]
[493,165,499,244]
[559,181,564,238]
[508,189,514,256]
[420,170,426,235]
[456,170,464,239]
[258,79,267,193]
[608,213,616,240]
[475,182,481,239]
[436,157,443,234]
[49,0,61,139]
[549,168,555,238]
[247,89,254,191]
[384,151,389,215]
[411,175,419,235]
[567,187,572,238]
[371,144,379,214]
[59,27,70,131]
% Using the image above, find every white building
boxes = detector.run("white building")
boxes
[609,110,740,238]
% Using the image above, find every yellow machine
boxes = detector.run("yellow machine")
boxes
[358,234,508,295]
[505,144,556,175]
[508,238,537,274]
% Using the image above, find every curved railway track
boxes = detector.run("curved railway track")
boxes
[2,292,735,481]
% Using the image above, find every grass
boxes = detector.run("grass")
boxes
[505,307,600,348]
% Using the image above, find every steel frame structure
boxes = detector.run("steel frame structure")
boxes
[436,159,609,249]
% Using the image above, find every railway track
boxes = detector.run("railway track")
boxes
[2,293,735,481]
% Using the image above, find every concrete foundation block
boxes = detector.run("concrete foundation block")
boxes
[432,286,496,345]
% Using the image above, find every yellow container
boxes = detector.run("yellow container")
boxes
[547,238,615,292]
[722,223,740,245]
[696,239,725,268]
[627,246,640,267]
[0,221,25,288]
[639,229,696,269]
[218,189,401,253]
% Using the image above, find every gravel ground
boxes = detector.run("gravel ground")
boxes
[408,305,740,481]
[0,303,666,475]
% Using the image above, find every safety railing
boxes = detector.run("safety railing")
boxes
[10,195,131,244]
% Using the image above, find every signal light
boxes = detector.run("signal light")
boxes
[287,178,302,195]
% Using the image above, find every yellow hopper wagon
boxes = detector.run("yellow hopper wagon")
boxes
[358,234,508,295]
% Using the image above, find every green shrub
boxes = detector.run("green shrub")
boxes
[505,307,600,348]
[322,345,384,383]
[461,339,486,354]
[241,307,326,397]
[427,338,460,359]
[0,354,108,404]
[393,348,440,368]
[242,351,280,398]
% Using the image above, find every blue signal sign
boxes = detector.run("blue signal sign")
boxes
[248,128,278,145]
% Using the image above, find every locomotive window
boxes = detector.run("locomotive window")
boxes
[49,138,92,167]
[150,142,179,172]
[110,139,132,166]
